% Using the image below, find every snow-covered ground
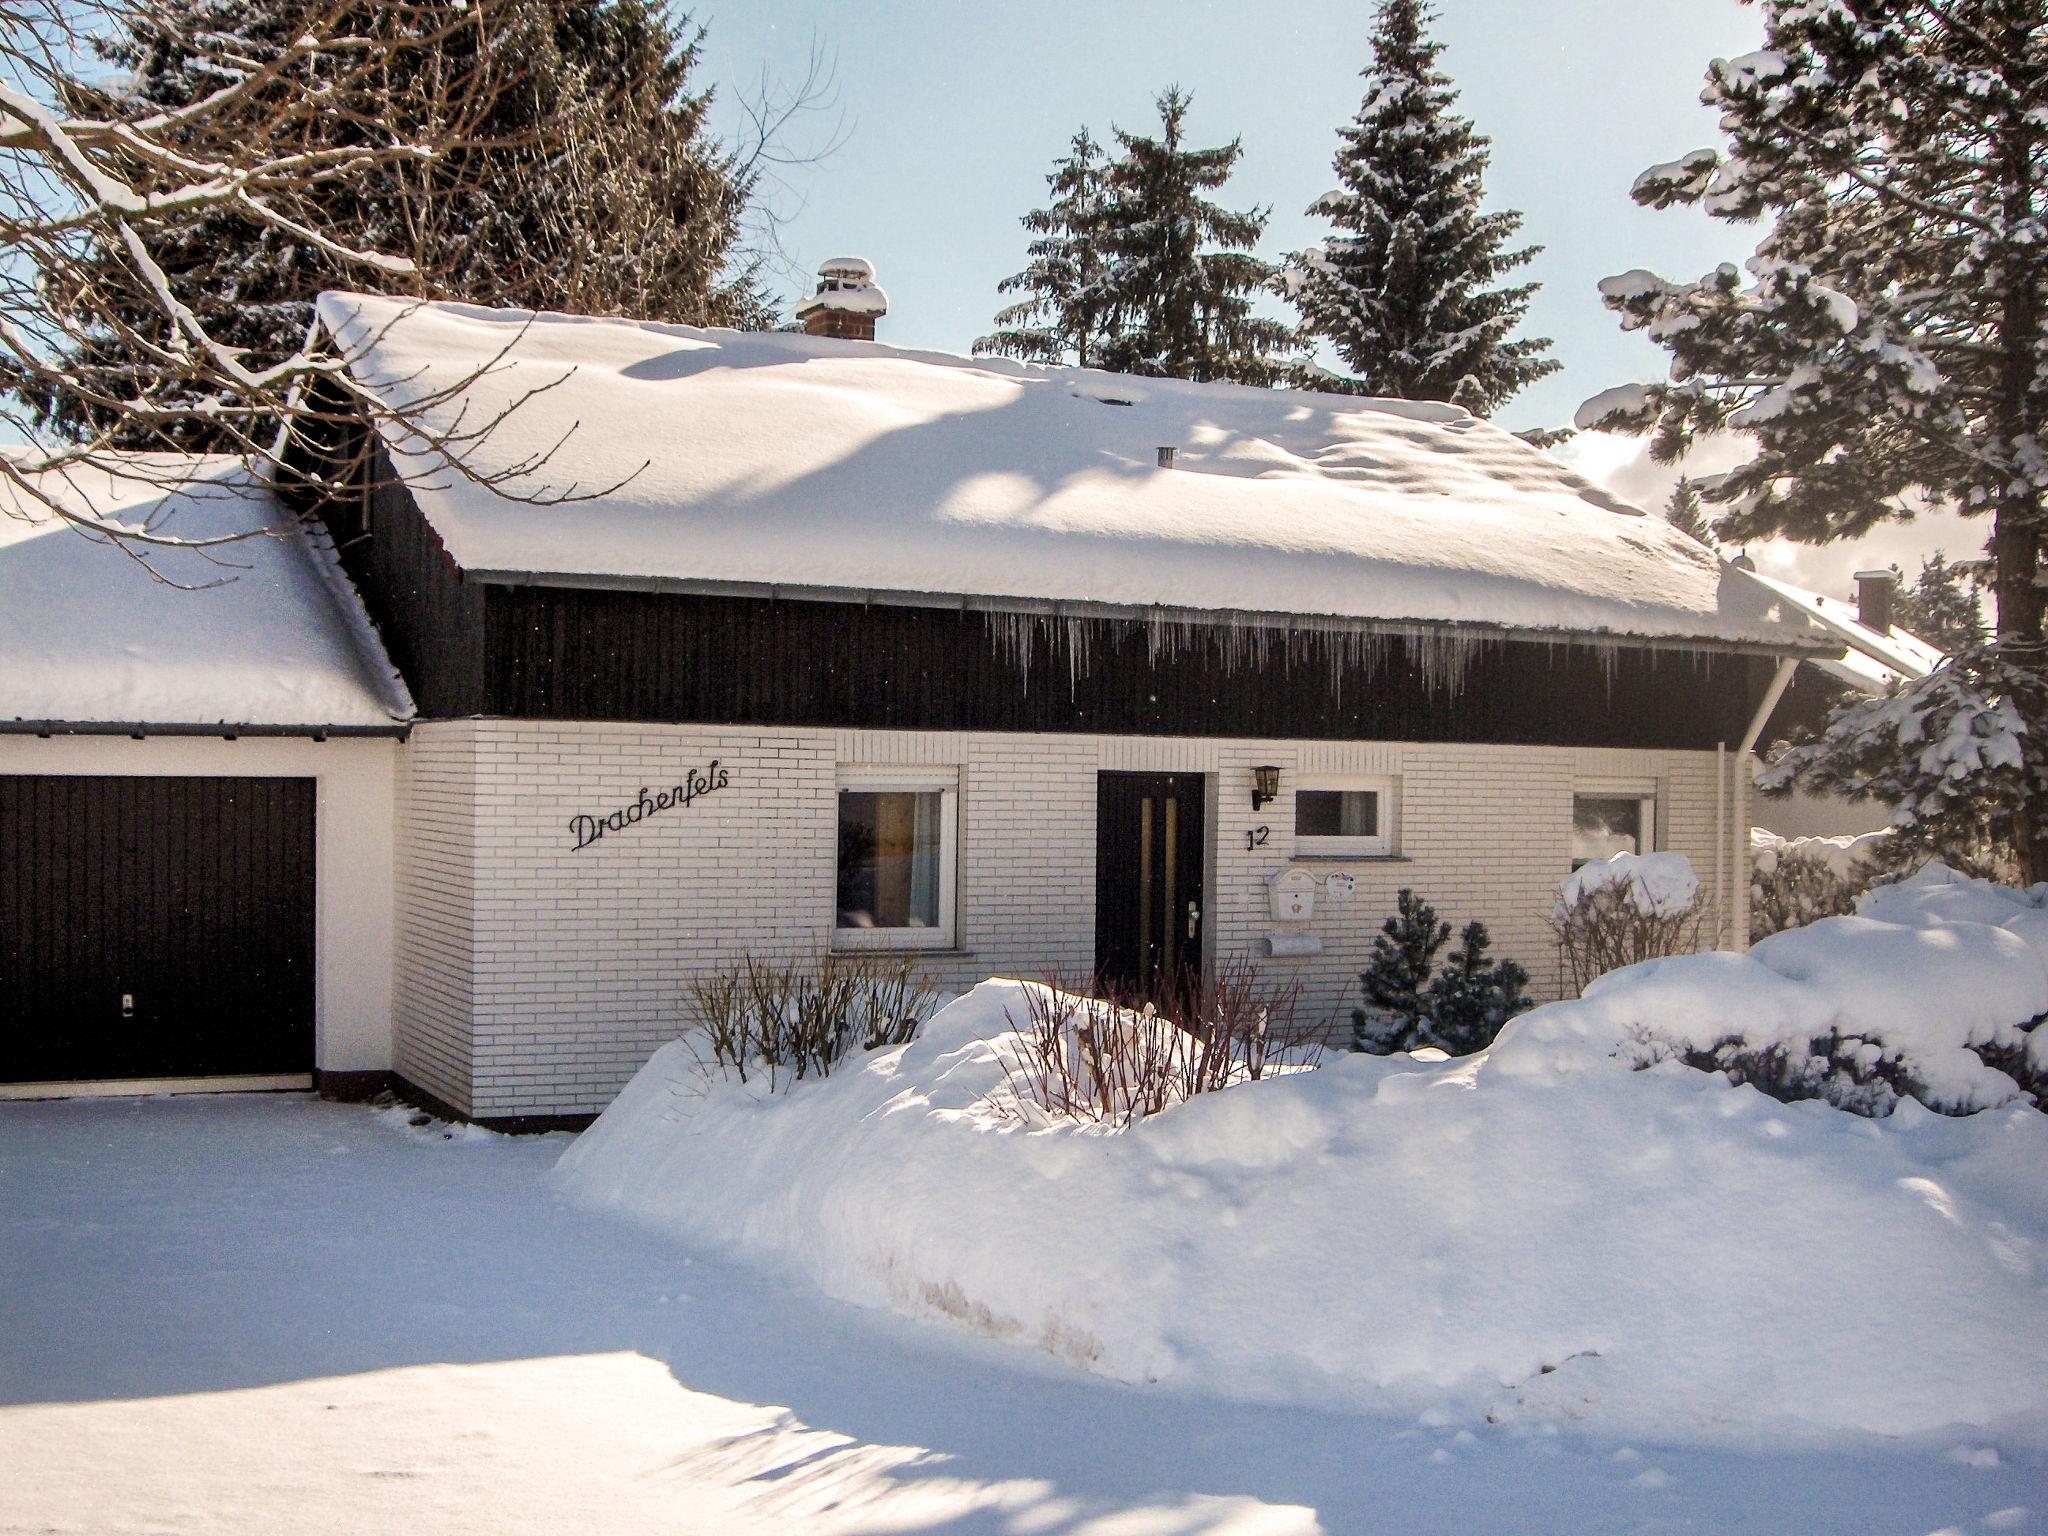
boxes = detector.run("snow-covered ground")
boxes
[3,1091,2041,1534]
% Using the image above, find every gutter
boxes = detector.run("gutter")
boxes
[0,720,411,740]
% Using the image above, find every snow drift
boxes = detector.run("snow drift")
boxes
[558,867,2048,1449]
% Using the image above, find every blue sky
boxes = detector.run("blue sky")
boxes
[700,0,1767,436]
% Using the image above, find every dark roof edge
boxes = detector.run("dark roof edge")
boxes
[460,567,1844,661]
[1,720,411,740]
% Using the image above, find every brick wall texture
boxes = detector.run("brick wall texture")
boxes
[393,720,1747,1117]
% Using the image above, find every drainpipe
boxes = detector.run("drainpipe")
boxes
[1729,657,1800,950]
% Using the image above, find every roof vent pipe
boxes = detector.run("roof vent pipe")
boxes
[1854,568,1898,636]
[1156,446,1176,469]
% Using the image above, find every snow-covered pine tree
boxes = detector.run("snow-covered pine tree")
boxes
[1353,888,1450,1054]
[1893,553,1987,654]
[29,0,766,448]
[1284,0,1556,411]
[1581,1,2048,878]
[1421,920,1529,1055]
[976,129,1115,366]
[1665,477,1715,545]
[1096,88,1293,385]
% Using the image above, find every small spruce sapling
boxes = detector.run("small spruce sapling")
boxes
[1353,888,1449,1053]
[1421,920,1529,1054]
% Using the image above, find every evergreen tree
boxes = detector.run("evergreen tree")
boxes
[1095,88,1293,385]
[1581,2,2048,876]
[26,0,767,448]
[1353,888,1450,1053]
[1421,920,1530,1055]
[1285,0,1556,411]
[976,129,1114,366]
[1664,477,1715,544]
[1892,554,1987,654]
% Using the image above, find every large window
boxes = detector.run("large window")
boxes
[1294,776,1396,857]
[835,770,958,949]
[1572,793,1655,869]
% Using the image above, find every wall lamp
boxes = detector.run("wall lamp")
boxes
[1251,764,1281,812]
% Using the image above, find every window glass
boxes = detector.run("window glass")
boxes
[1295,789,1379,839]
[1572,795,1649,867]
[837,790,944,929]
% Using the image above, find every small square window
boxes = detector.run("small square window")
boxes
[1572,794,1654,869]
[1293,778,1395,856]
[835,772,957,949]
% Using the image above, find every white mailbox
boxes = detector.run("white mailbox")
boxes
[1268,867,1317,923]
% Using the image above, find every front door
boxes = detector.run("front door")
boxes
[1095,772,1205,998]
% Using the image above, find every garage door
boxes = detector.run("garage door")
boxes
[0,775,315,1084]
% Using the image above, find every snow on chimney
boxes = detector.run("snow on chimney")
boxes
[1854,568,1897,636]
[796,257,888,341]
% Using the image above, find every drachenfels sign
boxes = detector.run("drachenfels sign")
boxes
[569,760,729,851]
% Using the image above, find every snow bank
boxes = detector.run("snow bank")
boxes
[1556,850,1700,916]
[1750,826,1890,884]
[317,291,1834,650]
[560,929,2048,1448]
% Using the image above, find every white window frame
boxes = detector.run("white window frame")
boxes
[1292,774,1398,858]
[1570,787,1657,869]
[833,767,959,951]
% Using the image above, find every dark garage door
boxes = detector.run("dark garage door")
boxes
[1,775,315,1084]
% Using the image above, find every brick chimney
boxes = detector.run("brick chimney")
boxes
[795,257,887,341]
[1854,568,1897,635]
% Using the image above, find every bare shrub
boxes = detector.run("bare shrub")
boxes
[995,960,1315,1127]
[684,950,937,1090]
[1550,881,1714,998]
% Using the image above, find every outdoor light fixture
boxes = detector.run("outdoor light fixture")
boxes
[1252,764,1281,811]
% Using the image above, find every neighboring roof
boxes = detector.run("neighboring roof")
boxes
[317,291,1837,653]
[0,454,414,732]
[1744,571,1945,692]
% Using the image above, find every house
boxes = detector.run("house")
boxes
[0,274,1841,1124]
[1745,565,1946,839]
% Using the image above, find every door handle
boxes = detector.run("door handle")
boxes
[1187,901,1199,939]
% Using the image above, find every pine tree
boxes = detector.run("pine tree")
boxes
[1421,920,1529,1055]
[1665,477,1715,545]
[1284,0,1556,411]
[1581,2,2048,877]
[25,0,767,448]
[1095,88,1294,385]
[1892,554,1986,654]
[977,130,1114,366]
[1353,888,1450,1053]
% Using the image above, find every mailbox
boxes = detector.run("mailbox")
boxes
[1268,866,1317,923]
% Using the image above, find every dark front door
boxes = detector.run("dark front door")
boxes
[0,775,316,1083]
[1095,772,1205,997]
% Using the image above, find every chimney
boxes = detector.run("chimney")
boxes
[1854,568,1897,635]
[795,257,887,341]
[1156,446,1176,469]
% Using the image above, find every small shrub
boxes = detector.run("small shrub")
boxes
[685,950,937,1089]
[1551,855,1713,997]
[997,960,1312,1127]
[1353,890,1531,1055]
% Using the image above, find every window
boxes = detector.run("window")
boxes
[835,770,958,949]
[1293,776,1396,857]
[1572,793,1655,869]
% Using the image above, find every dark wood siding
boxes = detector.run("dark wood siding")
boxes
[483,584,1777,751]
[0,776,315,1083]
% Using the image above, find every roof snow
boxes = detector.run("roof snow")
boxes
[0,455,413,730]
[316,291,1838,652]
[1744,570,1945,692]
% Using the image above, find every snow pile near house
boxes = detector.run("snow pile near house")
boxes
[559,922,2048,1448]
[1555,849,1700,916]
[0,454,412,728]
[1750,825,1891,884]
[316,290,1832,650]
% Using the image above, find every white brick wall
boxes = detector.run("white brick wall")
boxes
[392,721,1750,1117]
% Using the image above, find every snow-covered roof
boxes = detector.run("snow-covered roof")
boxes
[317,291,1839,653]
[0,455,414,732]
[1743,570,1944,692]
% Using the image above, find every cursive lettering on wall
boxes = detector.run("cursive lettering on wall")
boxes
[569,760,731,851]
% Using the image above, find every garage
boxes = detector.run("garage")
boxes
[1,774,316,1086]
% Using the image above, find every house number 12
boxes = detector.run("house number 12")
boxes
[1245,825,1269,851]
